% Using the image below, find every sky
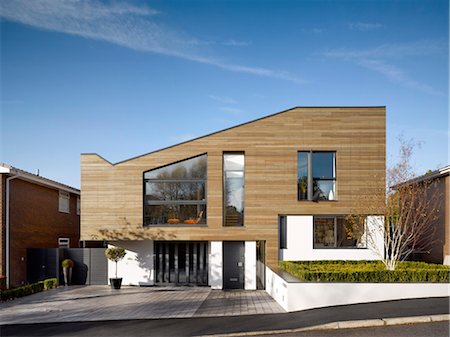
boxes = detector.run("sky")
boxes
[1,0,448,188]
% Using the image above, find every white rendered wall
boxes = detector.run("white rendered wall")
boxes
[245,241,257,290]
[279,215,383,261]
[209,241,223,289]
[108,241,154,286]
[266,266,450,312]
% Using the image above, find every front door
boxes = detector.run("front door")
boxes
[223,241,245,289]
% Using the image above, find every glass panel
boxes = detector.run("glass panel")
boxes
[336,218,367,248]
[144,154,207,180]
[313,180,336,200]
[279,216,287,249]
[224,172,244,226]
[297,152,308,200]
[146,182,205,201]
[144,204,206,225]
[314,217,335,248]
[312,152,335,179]
[224,154,244,171]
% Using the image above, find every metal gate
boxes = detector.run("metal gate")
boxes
[27,248,107,285]
[155,241,208,285]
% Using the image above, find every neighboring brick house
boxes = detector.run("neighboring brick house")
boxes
[0,163,80,288]
[405,165,450,265]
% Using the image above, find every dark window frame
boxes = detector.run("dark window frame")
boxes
[143,153,208,227]
[298,151,337,201]
[279,215,287,249]
[313,215,367,249]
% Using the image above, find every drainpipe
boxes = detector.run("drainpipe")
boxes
[5,173,19,289]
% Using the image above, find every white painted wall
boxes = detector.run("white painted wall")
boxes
[108,241,154,286]
[280,215,383,261]
[209,241,223,289]
[245,241,257,290]
[266,266,450,312]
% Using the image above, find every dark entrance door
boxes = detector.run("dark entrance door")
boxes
[223,241,245,289]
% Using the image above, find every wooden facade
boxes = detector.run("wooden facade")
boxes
[80,106,386,268]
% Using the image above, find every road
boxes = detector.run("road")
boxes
[1,297,448,336]
[247,321,450,337]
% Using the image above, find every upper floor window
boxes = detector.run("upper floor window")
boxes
[58,191,70,213]
[223,153,244,226]
[313,216,366,249]
[144,154,207,226]
[298,151,336,201]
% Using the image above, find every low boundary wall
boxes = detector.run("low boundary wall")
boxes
[265,266,450,312]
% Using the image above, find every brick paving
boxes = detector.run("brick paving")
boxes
[0,286,284,324]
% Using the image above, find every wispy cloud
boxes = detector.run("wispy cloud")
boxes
[0,0,303,84]
[301,28,325,34]
[209,95,238,104]
[220,107,243,115]
[222,39,252,47]
[170,133,197,143]
[324,40,448,59]
[348,22,385,31]
[323,40,446,96]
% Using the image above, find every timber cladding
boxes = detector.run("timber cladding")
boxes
[81,106,386,267]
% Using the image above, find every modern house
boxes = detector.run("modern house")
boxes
[80,106,386,289]
[0,164,80,288]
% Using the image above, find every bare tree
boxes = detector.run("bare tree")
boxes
[347,137,442,270]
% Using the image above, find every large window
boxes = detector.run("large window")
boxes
[223,153,244,226]
[298,151,336,201]
[144,154,207,226]
[313,216,366,249]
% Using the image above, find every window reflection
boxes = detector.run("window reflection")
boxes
[224,153,244,226]
[144,154,207,226]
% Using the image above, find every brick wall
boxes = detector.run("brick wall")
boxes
[0,175,5,277]
[8,178,80,287]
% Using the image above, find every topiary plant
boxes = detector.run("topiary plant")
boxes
[61,259,74,268]
[105,247,126,279]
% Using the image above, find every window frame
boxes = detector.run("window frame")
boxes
[58,191,70,213]
[313,215,367,249]
[297,151,337,201]
[143,153,208,227]
[76,197,80,215]
[223,152,245,227]
[279,215,287,249]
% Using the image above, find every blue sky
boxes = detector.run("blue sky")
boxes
[1,0,448,188]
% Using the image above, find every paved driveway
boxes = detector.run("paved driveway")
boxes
[0,286,284,324]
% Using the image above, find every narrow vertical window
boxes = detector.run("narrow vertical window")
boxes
[76,197,80,215]
[279,216,287,249]
[223,153,244,226]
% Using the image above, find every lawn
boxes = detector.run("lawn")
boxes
[279,260,450,283]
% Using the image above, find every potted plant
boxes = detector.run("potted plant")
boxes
[105,247,126,289]
[61,259,74,286]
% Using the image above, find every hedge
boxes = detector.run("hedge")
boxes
[1,278,58,301]
[279,261,450,283]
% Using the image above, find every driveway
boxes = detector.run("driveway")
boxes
[0,286,284,324]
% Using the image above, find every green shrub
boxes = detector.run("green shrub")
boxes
[279,261,450,283]
[1,278,58,301]
[61,259,74,268]
[44,278,58,290]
